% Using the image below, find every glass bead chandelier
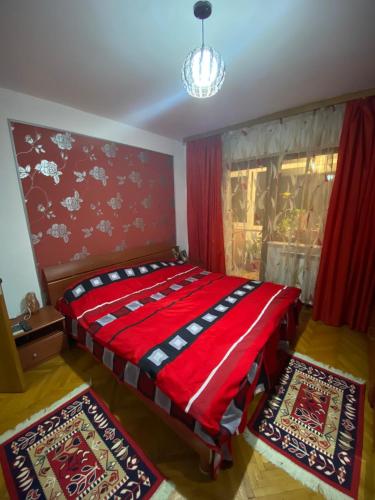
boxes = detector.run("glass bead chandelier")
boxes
[182,1,225,99]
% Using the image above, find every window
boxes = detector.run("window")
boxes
[229,152,337,280]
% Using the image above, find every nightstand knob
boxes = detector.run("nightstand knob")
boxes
[32,352,37,358]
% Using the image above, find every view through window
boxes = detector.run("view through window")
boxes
[230,152,338,281]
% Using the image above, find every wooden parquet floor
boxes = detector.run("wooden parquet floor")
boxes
[0,308,373,499]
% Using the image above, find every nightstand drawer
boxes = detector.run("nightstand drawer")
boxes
[18,330,67,371]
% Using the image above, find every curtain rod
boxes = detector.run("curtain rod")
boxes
[183,87,375,143]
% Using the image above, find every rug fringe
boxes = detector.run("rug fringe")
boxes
[151,480,178,499]
[243,429,353,500]
[0,383,89,444]
[291,351,366,384]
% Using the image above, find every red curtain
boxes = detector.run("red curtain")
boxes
[186,135,226,273]
[313,97,375,332]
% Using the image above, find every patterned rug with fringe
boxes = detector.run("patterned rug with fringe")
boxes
[245,353,365,500]
[0,385,172,499]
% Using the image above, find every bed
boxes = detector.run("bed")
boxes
[42,243,301,477]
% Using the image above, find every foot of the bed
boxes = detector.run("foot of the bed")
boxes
[199,449,219,479]
[199,451,211,476]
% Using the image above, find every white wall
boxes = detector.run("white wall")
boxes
[0,87,187,317]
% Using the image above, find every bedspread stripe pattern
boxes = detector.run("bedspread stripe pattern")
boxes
[64,259,186,303]
[58,261,301,438]
[64,312,270,449]
[87,269,209,336]
[138,279,262,377]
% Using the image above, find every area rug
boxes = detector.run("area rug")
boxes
[0,384,173,499]
[245,352,365,500]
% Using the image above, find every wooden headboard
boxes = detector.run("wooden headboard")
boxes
[42,242,178,306]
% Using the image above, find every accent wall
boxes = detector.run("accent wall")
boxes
[0,88,187,317]
[10,121,176,269]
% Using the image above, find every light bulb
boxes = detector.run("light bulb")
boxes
[191,47,219,86]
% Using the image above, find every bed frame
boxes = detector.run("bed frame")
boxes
[42,242,214,476]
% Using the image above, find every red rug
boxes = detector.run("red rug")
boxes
[0,385,172,499]
[246,353,365,500]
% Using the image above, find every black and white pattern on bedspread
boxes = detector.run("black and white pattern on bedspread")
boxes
[64,259,185,303]
[138,280,262,378]
[87,269,212,336]
[64,314,269,450]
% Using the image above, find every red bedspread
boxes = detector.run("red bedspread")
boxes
[58,260,300,436]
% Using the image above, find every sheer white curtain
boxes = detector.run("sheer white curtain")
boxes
[222,105,344,303]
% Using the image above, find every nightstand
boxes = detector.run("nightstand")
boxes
[12,306,67,371]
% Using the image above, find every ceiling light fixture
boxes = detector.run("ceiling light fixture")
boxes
[182,1,225,99]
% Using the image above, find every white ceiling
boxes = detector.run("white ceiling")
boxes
[1,0,374,141]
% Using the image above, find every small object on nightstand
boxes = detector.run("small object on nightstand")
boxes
[172,247,189,262]
[19,320,32,332]
[11,323,24,336]
[179,249,188,262]
[25,291,40,314]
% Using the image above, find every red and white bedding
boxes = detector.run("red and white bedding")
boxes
[58,260,300,466]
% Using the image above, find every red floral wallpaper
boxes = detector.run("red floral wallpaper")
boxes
[11,121,176,269]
